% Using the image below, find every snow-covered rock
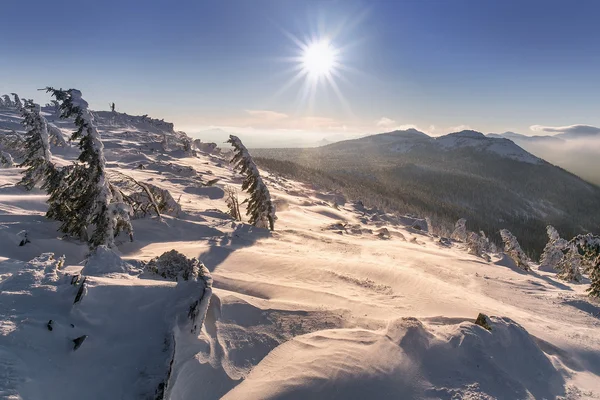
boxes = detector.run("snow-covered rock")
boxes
[82,245,135,275]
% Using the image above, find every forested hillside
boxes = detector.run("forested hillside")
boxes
[253,130,600,256]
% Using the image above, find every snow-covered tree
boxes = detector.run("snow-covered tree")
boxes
[225,185,241,221]
[467,231,483,256]
[47,123,68,147]
[182,137,195,156]
[44,87,133,248]
[556,243,582,282]
[557,234,600,292]
[467,231,492,260]
[227,135,276,230]
[18,101,54,190]
[11,93,23,110]
[451,218,467,242]
[2,94,13,107]
[500,229,530,271]
[0,150,14,168]
[539,225,568,272]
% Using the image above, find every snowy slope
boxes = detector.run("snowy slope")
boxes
[436,130,542,164]
[1,106,599,399]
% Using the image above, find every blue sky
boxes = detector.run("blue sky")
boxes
[1,0,599,143]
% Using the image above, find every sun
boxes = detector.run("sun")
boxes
[302,40,337,78]
[272,31,355,113]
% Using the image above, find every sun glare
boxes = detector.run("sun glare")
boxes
[302,40,337,78]
[274,27,357,113]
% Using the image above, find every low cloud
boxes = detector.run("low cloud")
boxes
[376,117,396,127]
[245,109,289,121]
[530,124,600,136]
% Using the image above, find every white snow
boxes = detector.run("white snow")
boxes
[437,130,543,164]
[0,106,599,399]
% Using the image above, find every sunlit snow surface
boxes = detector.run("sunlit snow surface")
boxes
[0,107,598,399]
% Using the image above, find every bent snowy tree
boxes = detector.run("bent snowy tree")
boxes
[227,135,276,230]
[500,229,530,271]
[539,225,568,272]
[18,100,55,190]
[45,87,133,248]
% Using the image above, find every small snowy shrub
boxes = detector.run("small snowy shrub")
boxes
[227,135,276,230]
[145,250,204,281]
[500,229,530,271]
[225,185,241,221]
[0,150,14,168]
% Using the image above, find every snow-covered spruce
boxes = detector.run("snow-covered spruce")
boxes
[44,88,133,248]
[558,234,600,294]
[227,135,276,230]
[2,94,13,107]
[556,243,583,282]
[500,229,530,271]
[539,225,568,272]
[18,100,55,190]
[467,231,490,261]
[11,93,23,111]
[451,218,467,242]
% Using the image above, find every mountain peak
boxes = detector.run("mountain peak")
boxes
[449,130,486,139]
[382,128,429,138]
[436,130,541,164]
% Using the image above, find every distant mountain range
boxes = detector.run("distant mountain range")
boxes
[253,129,600,255]
[489,129,600,141]
[487,131,564,143]
[487,130,600,186]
